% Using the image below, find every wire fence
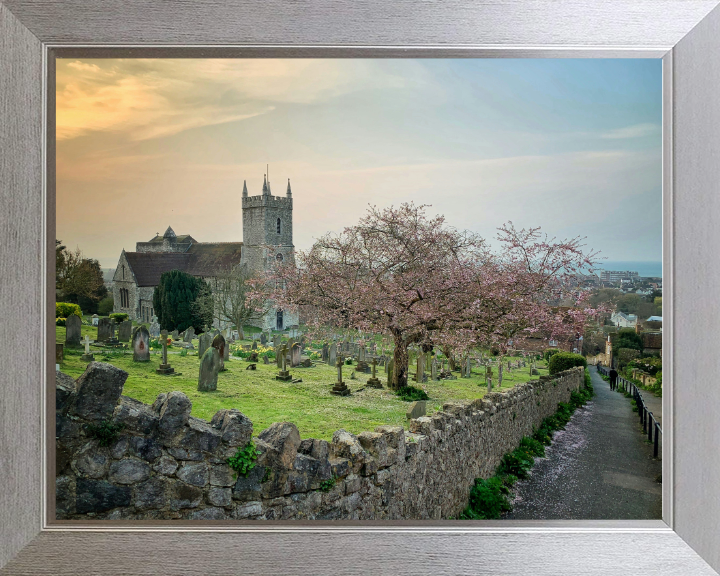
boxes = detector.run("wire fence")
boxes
[597,365,662,459]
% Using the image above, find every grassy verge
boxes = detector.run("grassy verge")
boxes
[56,327,549,440]
[459,368,594,520]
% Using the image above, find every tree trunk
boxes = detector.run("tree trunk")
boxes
[392,334,409,390]
[442,345,457,371]
[238,325,245,340]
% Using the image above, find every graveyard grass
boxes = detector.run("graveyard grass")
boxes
[56,327,550,440]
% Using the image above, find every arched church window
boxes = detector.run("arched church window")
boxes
[277,218,281,234]
[122,265,125,280]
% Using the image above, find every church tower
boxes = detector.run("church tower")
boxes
[241,172,294,273]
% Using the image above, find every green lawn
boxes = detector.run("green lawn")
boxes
[56,325,549,440]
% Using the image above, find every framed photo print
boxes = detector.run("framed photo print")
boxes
[1,1,720,574]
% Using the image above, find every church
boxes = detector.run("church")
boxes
[112,174,298,331]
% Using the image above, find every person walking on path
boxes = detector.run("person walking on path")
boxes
[609,368,618,391]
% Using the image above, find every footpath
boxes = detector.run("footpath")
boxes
[505,366,662,520]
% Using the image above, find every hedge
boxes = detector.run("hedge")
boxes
[548,352,587,375]
[543,348,561,363]
[56,302,82,319]
[109,312,129,323]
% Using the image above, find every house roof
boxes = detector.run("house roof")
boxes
[146,233,195,244]
[124,242,243,286]
[646,316,663,322]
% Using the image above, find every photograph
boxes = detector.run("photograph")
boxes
[54,57,663,522]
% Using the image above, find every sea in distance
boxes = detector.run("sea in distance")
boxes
[594,261,662,278]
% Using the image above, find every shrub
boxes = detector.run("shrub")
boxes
[617,347,640,369]
[98,296,114,315]
[227,441,261,477]
[548,352,587,375]
[109,312,129,323]
[56,317,66,326]
[497,446,536,479]
[85,420,125,447]
[460,477,513,519]
[543,348,561,363]
[395,385,430,402]
[56,302,82,319]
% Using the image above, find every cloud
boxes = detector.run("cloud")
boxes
[56,59,423,141]
[600,123,660,139]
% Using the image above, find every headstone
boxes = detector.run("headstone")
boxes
[251,340,257,350]
[328,343,337,366]
[260,332,267,345]
[97,318,113,342]
[367,357,382,388]
[64,314,82,345]
[406,400,426,419]
[171,330,179,340]
[183,326,195,343]
[431,357,438,381]
[331,357,350,396]
[358,344,366,362]
[198,333,212,357]
[276,346,292,381]
[263,354,269,365]
[273,335,281,349]
[464,357,472,379]
[156,329,175,375]
[91,314,99,326]
[117,319,132,342]
[149,320,160,338]
[224,339,230,362]
[132,326,150,362]
[198,347,220,391]
[321,343,329,362]
[55,343,64,363]
[81,335,94,362]
[291,343,301,367]
[212,334,227,371]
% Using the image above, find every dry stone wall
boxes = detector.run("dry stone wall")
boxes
[56,362,584,520]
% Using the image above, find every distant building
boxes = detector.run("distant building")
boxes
[611,311,638,328]
[599,270,639,283]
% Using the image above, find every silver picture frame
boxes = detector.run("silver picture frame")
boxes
[1,1,720,573]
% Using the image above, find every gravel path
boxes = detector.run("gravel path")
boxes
[504,366,662,520]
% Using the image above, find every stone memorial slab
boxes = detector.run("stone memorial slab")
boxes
[118,319,132,342]
[132,326,150,362]
[212,334,227,371]
[328,343,337,366]
[184,326,195,343]
[91,314,99,326]
[64,314,82,346]
[291,343,301,367]
[198,333,212,357]
[321,343,329,362]
[149,321,161,338]
[406,400,426,420]
[198,347,221,391]
[97,318,113,342]
[260,332,267,345]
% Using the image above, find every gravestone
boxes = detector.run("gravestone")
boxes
[328,343,337,367]
[331,357,350,396]
[263,354,269,365]
[171,330,179,340]
[358,345,366,362]
[464,357,472,379]
[273,335,281,349]
[431,357,438,381]
[276,344,283,368]
[260,332,267,345]
[321,343,329,362]
[91,314,99,326]
[156,330,175,375]
[97,318,113,342]
[65,314,81,345]
[149,320,160,338]
[366,357,382,388]
[183,326,195,343]
[223,338,230,362]
[276,346,292,381]
[117,319,132,342]
[198,333,212,357]
[81,335,94,362]
[198,347,220,391]
[132,326,150,362]
[251,340,257,350]
[291,343,301,367]
[212,334,227,371]
[415,353,426,383]
[249,351,259,362]
[55,343,64,363]
[406,400,426,420]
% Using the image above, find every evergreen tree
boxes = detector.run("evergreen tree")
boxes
[153,270,213,332]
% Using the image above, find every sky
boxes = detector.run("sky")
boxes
[56,58,663,268]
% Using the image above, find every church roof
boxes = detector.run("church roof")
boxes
[147,233,196,244]
[124,242,243,286]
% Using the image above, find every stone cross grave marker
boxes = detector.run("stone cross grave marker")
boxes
[65,314,81,345]
[156,329,176,375]
[276,346,292,381]
[331,356,350,396]
[132,326,150,362]
[366,357,382,388]
[198,347,220,391]
[81,335,94,362]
